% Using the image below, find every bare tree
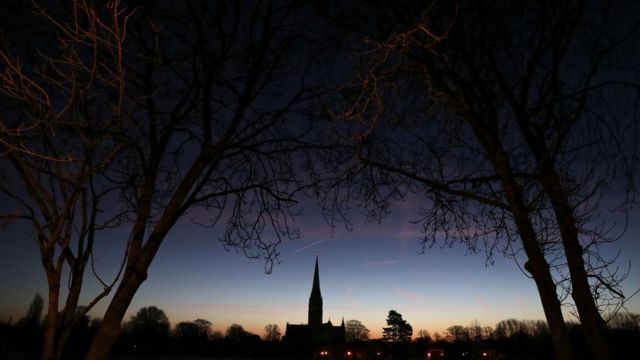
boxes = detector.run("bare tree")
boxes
[446,325,469,342]
[264,324,281,341]
[1,0,331,358]
[84,1,329,358]
[345,319,370,342]
[415,329,431,343]
[468,320,482,340]
[0,1,132,359]
[608,312,640,331]
[494,319,549,339]
[334,1,640,360]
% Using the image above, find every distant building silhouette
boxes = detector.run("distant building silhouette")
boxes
[283,256,345,345]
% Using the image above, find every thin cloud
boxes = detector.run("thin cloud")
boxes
[474,296,488,306]
[358,260,401,269]
[394,286,429,303]
[292,239,327,255]
[163,301,303,312]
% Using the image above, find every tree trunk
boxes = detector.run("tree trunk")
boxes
[498,186,575,360]
[54,325,73,360]
[521,240,574,360]
[86,138,212,359]
[42,276,60,360]
[53,263,85,360]
[471,122,576,360]
[539,163,611,360]
[86,267,147,360]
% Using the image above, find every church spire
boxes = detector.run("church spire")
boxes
[311,255,321,298]
[308,255,323,327]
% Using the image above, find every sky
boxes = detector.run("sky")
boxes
[1,194,639,339]
[1,0,639,348]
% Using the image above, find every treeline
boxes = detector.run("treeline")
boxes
[0,317,284,358]
[2,300,639,359]
[0,304,286,357]
[414,315,640,360]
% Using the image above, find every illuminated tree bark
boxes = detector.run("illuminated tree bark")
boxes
[0,1,131,359]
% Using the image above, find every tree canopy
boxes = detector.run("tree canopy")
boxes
[174,319,212,340]
[345,319,370,342]
[1,1,638,360]
[1,1,336,358]
[264,324,281,342]
[382,310,412,343]
[128,306,170,338]
[333,1,640,359]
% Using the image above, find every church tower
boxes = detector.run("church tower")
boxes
[283,256,345,345]
[308,255,323,328]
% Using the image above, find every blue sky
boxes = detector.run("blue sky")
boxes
[2,195,639,339]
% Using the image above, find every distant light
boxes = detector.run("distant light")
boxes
[427,353,431,358]
[482,352,487,357]
[347,351,352,356]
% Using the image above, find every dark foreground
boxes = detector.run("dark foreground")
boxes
[2,325,638,360]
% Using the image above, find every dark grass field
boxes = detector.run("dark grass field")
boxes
[2,354,289,360]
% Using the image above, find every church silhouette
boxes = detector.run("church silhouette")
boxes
[283,256,345,345]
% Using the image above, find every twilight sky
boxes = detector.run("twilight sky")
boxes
[2,194,639,339]
[1,0,640,348]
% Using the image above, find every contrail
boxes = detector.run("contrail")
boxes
[292,239,326,255]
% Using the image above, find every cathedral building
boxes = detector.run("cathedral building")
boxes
[283,256,345,344]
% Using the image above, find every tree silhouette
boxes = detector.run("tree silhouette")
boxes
[0,1,132,359]
[0,1,334,358]
[608,312,640,331]
[193,319,213,338]
[128,306,170,338]
[80,1,331,357]
[494,319,549,339]
[173,319,211,355]
[226,324,250,340]
[14,293,45,351]
[264,324,281,341]
[447,325,469,342]
[334,1,639,359]
[24,294,44,325]
[174,319,211,340]
[127,306,170,354]
[345,319,370,342]
[416,329,431,343]
[382,310,412,343]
